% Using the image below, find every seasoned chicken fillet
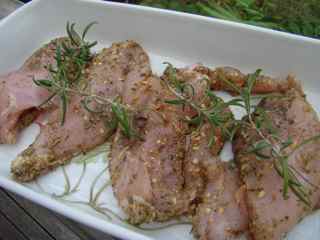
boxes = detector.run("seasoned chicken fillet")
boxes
[11,35,319,240]
[110,73,189,224]
[11,40,151,181]
[110,65,207,224]
[210,66,301,95]
[111,104,189,224]
[193,162,248,240]
[234,87,320,240]
[110,63,248,234]
[0,38,67,144]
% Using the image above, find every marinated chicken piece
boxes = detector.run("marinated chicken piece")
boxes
[210,66,301,95]
[233,87,320,240]
[193,162,248,240]
[170,64,211,117]
[170,65,227,200]
[185,124,249,240]
[21,38,68,71]
[184,124,249,240]
[11,40,150,181]
[11,94,109,181]
[0,70,49,144]
[110,65,213,224]
[173,65,249,240]
[183,123,225,211]
[0,38,66,144]
[110,77,190,224]
[110,62,248,233]
[111,112,189,223]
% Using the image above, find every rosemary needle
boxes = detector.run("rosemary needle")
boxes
[163,62,235,146]
[33,22,138,139]
[163,62,319,205]
[220,70,319,205]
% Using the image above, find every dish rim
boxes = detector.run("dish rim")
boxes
[2,0,319,45]
[0,1,319,240]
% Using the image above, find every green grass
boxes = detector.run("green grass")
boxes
[139,0,320,39]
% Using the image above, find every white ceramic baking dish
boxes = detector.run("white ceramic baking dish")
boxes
[0,0,319,239]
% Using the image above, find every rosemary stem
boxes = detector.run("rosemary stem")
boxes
[49,81,132,112]
[164,81,215,125]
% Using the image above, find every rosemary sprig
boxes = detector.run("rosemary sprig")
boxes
[53,163,87,198]
[74,144,110,164]
[223,70,319,205]
[34,22,98,125]
[35,77,136,137]
[163,63,235,147]
[35,162,87,199]
[34,22,138,139]
[163,62,318,205]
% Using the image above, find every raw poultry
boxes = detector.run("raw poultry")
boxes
[233,85,320,240]
[0,38,67,144]
[11,40,151,181]
[4,27,320,240]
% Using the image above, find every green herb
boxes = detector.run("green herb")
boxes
[222,70,320,205]
[247,139,272,159]
[111,101,140,139]
[34,22,138,139]
[36,144,190,228]
[34,21,98,125]
[74,144,110,164]
[163,62,235,147]
[289,134,320,155]
[36,162,87,199]
[164,61,319,205]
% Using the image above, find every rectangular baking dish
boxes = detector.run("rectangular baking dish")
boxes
[0,0,319,239]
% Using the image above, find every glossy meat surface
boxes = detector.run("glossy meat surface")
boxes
[234,88,320,240]
[110,75,189,224]
[0,38,66,144]
[110,63,249,238]
[210,66,301,95]
[193,163,248,240]
[11,40,150,181]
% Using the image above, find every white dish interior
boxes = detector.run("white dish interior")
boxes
[0,0,320,240]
